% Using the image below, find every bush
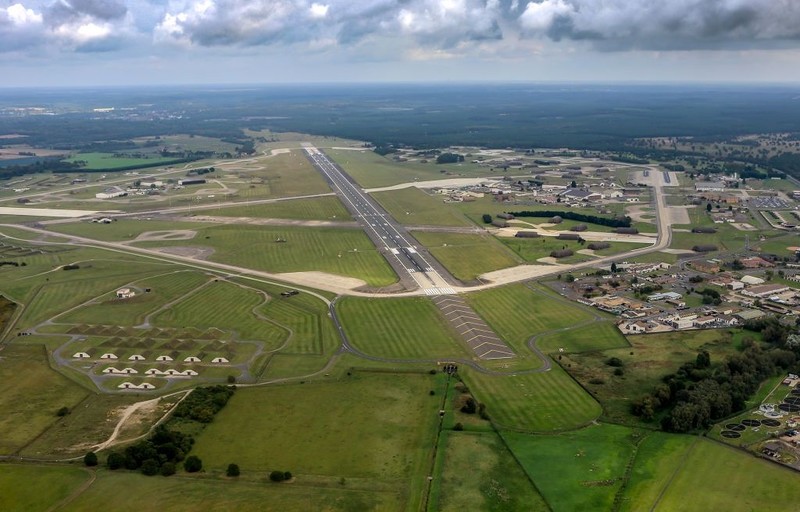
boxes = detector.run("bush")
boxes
[284,471,293,481]
[453,422,464,431]
[141,459,160,476]
[226,375,236,384]
[56,406,70,417]
[589,378,605,385]
[613,368,625,376]
[270,470,287,482]
[226,463,240,477]
[460,397,477,414]
[183,455,203,473]
[107,452,125,470]
[84,451,98,467]
[606,357,624,367]
[160,462,176,476]
[482,214,493,224]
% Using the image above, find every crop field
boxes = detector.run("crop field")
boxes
[504,424,637,511]
[561,329,747,425]
[465,284,594,367]
[62,469,399,512]
[152,281,287,348]
[434,431,548,512]
[327,149,489,188]
[1,464,90,512]
[195,196,352,221]
[461,366,601,432]
[190,371,443,510]
[536,321,630,354]
[370,188,473,227]
[0,345,89,454]
[498,236,595,264]
[652,440,800,512]
[58,270,211,326]
[133,225,399,288]
[620,433,697,512]
[65,152,178,170]
[411,232,519,282]
[337,296,468,359]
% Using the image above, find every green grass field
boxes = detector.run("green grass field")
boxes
[370,188,473,227]
[0,464,90,512]
[536,321,630,354]
[46,220,215,242]
[498,236,595,264]
[196,196,352,221]
[0,345,89,454]
[561,329,748,426]
[65,152,177,170]
[411,232,519,282]
[465,284,594,369]
[462,366,601,432]
[503,424,637,511]
[64,469,399,512]
[190,371,442,510]
[132,225,399,288]
[230,150,336,199]
[652,439,800,512]
[337,297,468,360]
[434,431,548,512]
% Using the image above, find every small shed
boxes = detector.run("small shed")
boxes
[184,356,201,363]
[128,354,145,361]
[156,355,173,362]
[100,353,118,360]
[116,288,136,299]
[73,352,90,359]
[211,357,229,364]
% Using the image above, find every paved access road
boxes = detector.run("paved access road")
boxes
[304,144,456,295]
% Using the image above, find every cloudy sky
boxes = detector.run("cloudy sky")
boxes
[3,0,800,86]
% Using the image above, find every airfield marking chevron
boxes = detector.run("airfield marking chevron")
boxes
[431,295,515,360]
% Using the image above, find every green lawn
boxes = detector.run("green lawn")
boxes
[337,297,468,360]
[434,431,548,512]
[0,345,90,454]
[503,424,638,511]
[190,371,442,511]
[0,464,90,512]
[653,439,800,512]
[370,188,473,227]
[465,284,594,369]
[46,220,215,242]
[462,366,601,432]
[411,232,519,282]
[196,196,352,221]
[537,321,630,354]
[131,225,398,288]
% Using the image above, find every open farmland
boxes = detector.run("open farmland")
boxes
[190,371,443,511]
[0,345,89,454]
[131,225,399,288]
[462,366,601,432]
[370,188,473,227]
[338,296,468,360]
[0,464,91,512]
[411,231,519,282]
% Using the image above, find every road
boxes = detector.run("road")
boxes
[304,144,457,295]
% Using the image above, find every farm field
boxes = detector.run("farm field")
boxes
[0,345,90,454]
[652,439,800,512]
[132,225,399,288]
[190,371,443,510]
[536,321,630,354]
[503,424,637,512]
[411,231,519,282]
[461,366,601,432]
[370,188,473,227]
[465,284,594,369]
[62,469,399,512]
[0,464,91,512]
[327,148,490,188]
[434,431,548,512]
[195,196,352,221]
[561,329,748,425]
[337,296,468,360]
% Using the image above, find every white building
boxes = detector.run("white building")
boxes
[95,186,127,200]
[73,352,90,359]
[184,356,201,363]
[156,355,173,362]
[100,353,118,360]
[116,288,136,299]
[211,357,229,364]
[128,354,145,361]
[695,181,726,192]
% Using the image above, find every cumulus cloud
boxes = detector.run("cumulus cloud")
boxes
[3,0,800,56]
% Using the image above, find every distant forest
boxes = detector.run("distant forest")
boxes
[3,84,800,177]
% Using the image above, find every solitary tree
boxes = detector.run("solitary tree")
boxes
[183,455,203,473]
[227,463,240,477]
[84,451,98,467]
[610,262,618,273]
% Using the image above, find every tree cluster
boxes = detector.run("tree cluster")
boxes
[435,153,464,164]
[106,425,195,476]
[173,385,236,423]
[507,210,632,228]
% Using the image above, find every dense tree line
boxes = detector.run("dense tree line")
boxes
[507,210,632,228]
[436,152,464,164]
[0,158,81,180]
[173,385,236,423]
[106,425,194,476]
